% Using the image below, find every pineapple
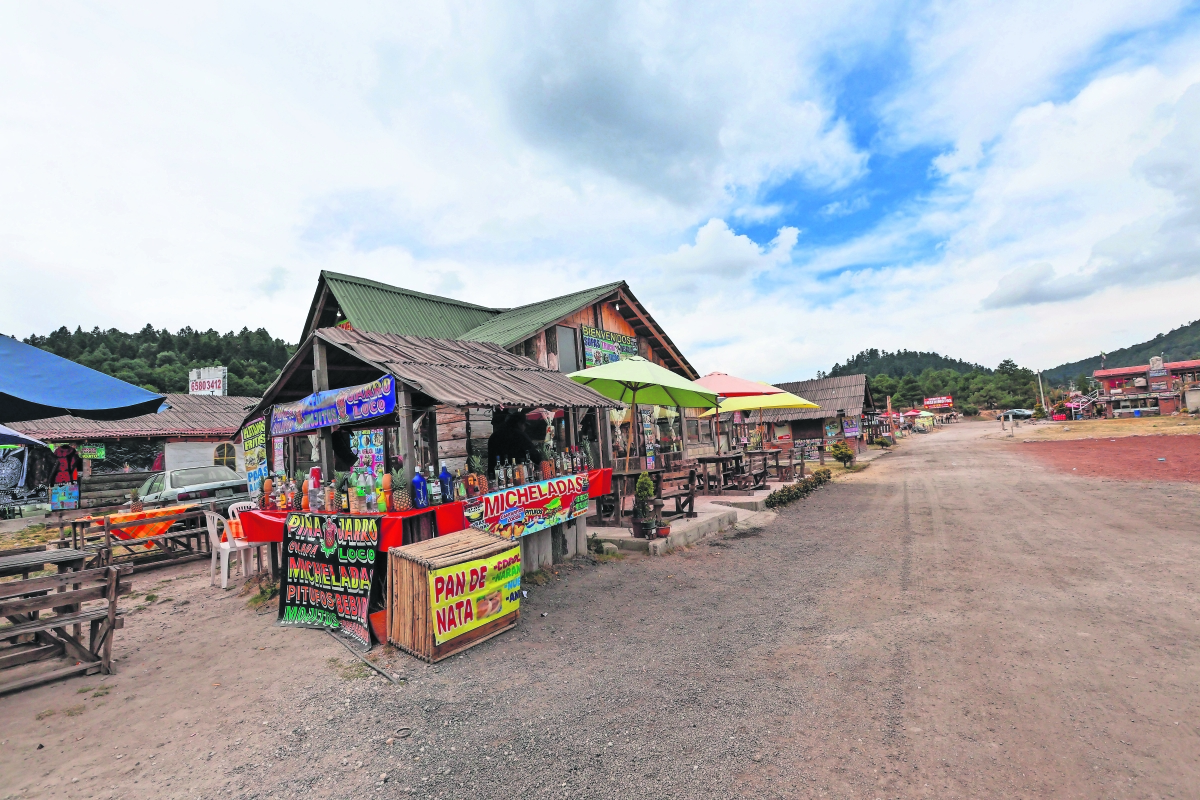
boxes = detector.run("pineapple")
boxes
[129,488,143,513]
[333,472,347,512]
[390,469,412,511]
[468,455,489,494]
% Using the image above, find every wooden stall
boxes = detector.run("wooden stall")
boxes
[388,529,521,662]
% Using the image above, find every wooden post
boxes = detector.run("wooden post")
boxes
[398,386,417,484]
[102,566,118,674]
[312,338,335,480]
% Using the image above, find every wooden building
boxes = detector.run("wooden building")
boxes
[756,375,876,457]
[296,272,701,470]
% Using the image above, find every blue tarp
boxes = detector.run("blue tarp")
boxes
[0,336,165,423]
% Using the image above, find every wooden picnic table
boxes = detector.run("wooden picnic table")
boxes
[595,468,664,527]
[0,548,87,580]
[744,449,782,480]
[695,453,745,495]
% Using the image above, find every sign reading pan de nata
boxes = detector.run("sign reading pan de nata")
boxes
[428,545,521,645]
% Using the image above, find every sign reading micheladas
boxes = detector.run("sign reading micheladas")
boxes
[278,512,379,650]
[463,473,590,539]
[428,544,521,645]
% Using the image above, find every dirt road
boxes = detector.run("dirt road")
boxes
[3,423,1198,799]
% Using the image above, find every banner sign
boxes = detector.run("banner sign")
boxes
[923,396,954,409]
[797,439,820,460]
[581,325,638,367]
[824,422,841,439]
[463,473,590,539]
[428,544,521,645]
[842,418,860,437]
[78,444,106,460]
[1148,368,1169,378]
[271,376,396,437]
[352,429,385,475]
[189,366,228,396]
[50,482,80,511]
[242,417,269,494]
[278,512,379,650]
[1150,381,1168,392]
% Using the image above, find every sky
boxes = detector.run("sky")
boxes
[3,2,1200,381]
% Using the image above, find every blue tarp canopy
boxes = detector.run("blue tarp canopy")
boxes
[0,423,47,447]
[0,336,165,423]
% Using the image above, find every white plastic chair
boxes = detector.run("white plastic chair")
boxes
[204,510,250,589]
[227,501,263,576]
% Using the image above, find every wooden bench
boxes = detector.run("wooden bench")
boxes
[736,456,769,491]
[0,565,131,694]
[660,469,698,519]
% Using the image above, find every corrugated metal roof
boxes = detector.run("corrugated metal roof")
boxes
[1094,358,1200,377]
[747,375,874,422]
[457,282,624,348]
[324,271,499,339]
[244,329,620,425]
[10,394,260,440]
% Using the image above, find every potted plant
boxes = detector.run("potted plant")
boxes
[630,472,655,538]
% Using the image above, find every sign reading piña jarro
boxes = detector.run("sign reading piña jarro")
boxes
[278,512,379,650]
[428,545,521,645]
[270,376,396,437]
[463,473,590,539]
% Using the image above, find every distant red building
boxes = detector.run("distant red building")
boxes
[1092,357,1200,417]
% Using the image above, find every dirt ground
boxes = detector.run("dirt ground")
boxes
[989,414,1200,443]
[1018,434,1200,483]
[3,423,1198,799]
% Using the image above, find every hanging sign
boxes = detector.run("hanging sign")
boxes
[351,429,385,475]
[271,376,396,436]
[50,482,80,511]
[78,444,106,460]
[923,396,954,409]
[428,545,522,645]
[463,473,590,539]
[824,422,841,439]
[842,418,860,437]
[581,325,638,367]
[242,417,269,494]
[278,512,379,650]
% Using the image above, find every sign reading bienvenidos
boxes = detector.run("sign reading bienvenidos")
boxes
[278,512,379,650]
[581,325,638,368]
[428,545,522,645]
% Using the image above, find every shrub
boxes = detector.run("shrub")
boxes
[828,441,855,467]
[763,469,833,509]
[633,472,656,520]
[876,436,894,448]
[959,403,979,416]
[1033,404,1047,419]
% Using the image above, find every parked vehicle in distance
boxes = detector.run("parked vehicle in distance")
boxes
[130,466,250,511]
[1000,409,1034,420]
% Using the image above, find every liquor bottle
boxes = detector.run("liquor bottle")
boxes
[494,457,504,489]
[439,462,453,502]
[412,468,429,509]
[573,447,582,474]
[504,458,513,487]
[526,457,535,483]
[428,465,443,505]
[325,480,336,513]
[557,450,565,476]
[454,469,467,501]
[515,458,525,486]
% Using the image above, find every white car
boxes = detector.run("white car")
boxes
[133,466,250,509]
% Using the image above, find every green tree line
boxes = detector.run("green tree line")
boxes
[827,348,990,379]
[24,325,294,397]
[865,359,1040,414]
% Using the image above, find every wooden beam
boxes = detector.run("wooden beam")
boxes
[617,289,695,378]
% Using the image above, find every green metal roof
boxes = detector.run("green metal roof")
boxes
[322,271,499,339]
[457,282,625,348]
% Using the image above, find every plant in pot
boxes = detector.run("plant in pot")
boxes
[631,472,656,538]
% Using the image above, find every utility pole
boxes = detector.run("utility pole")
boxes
[1037,370,1047,420]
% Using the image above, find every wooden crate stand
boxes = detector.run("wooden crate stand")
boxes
[389,530,519,663]
[0,565,131,694]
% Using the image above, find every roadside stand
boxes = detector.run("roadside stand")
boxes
[227,327,618,654]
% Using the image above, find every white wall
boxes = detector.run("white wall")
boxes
[163,441,246,474]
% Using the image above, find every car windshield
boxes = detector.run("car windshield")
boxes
[170,466,241,488]
[139,474,161,496]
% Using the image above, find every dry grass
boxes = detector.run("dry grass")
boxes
[327,656,370,680]
[991,415,1200,443]
[0,522,58,552]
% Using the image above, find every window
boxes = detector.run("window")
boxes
[213,444,238,470]
[172,465,240,488]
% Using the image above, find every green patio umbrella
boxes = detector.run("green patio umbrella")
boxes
[568,356,718,469]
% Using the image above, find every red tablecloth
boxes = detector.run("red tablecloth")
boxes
[234,468,612,549]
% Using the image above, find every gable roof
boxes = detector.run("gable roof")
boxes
[243,328,618,425]
[755,375,875,422]
[457,282,624,348]
[10,394,261,441]
[303,271,498,341]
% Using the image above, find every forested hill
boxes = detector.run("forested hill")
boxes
[1043,318,1200,383]
[22,325,294,397]
[827,349,990,379]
